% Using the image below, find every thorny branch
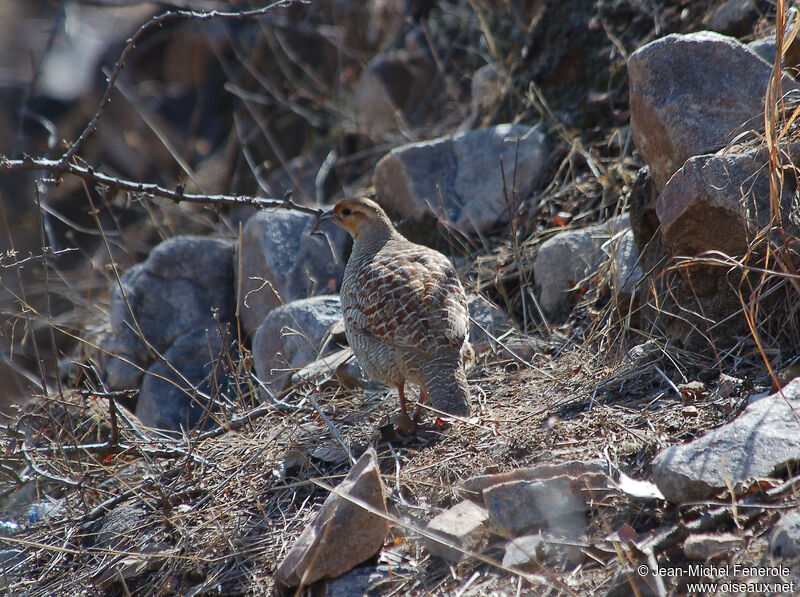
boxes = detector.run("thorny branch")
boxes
[0,156,323,216]
[0,0,318,216]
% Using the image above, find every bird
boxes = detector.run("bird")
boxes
[316,197,472,422]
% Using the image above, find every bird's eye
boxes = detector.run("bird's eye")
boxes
[341,208,352,216]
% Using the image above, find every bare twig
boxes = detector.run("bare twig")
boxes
[0,155,322,216]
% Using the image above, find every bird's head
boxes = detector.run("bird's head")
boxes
[315,197,394,240]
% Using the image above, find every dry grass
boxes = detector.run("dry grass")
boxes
[0,332,756,596]
[2,0,800,595]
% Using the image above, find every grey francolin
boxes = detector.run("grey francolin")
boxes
[317,198,472,420]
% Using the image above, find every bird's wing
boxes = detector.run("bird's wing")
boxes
[344,244,469,355]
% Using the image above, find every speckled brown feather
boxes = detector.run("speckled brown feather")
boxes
[343,244,469,356]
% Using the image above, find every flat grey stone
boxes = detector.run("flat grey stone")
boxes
[483,476,587,536]
[652,379,800,502]
[502,534,544,570]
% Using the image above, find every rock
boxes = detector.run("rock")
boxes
[504,532,585,569]
[677,381,706,398]
[772,365,800,392]
[634,142,799,348]
[0,549,24,570]
[532,215,634,320]
[276,448,388,586]
[656,147,800,295]
[460,459,609,501]
[467,294,513,354]
[89,502,153,551]
[684,532,742,560]
[252,295,343,394]
[423,500,489,563]
[291,347,379,391]
[703,0,757,37]
[374,123,547,234]
[495,336,543,363]
[606,569,663,597]
[237,208,349,337]
[502,534,544,571]
[86,502,169,589]
[27,499,62,524]
[465,63,510,128]
[652,379,800,502]
[627,165,660,264]
[471,64,509,114]
[628,31,799,190]
[625,340,662,367]
[322,564,389,597]
[353,29,435,134]
[608,228,643,298]
[771,511,800,559]
[483,476,588,537]
[715,373,746,400]
[747,37,776,64]
[136,328,230,432]
[104,236,235,390]
[83,500,170,588]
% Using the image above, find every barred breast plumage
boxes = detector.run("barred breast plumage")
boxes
[317,198,472,420]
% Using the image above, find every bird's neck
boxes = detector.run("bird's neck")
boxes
[353,219,399,245]
[351,223,402,261]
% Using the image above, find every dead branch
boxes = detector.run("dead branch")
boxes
[0,156,322,216]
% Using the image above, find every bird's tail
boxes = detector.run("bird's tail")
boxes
[422,358,471,417]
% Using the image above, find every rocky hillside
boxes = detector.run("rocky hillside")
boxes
[1,0,800,595]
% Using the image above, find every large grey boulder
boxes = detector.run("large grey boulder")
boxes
[252,295,343,394]
[374,123,547,234]
[629,31,799,190]
[632,143,800,348]
[104,236,235,390]
[652,379,800,503]
[236,208,349,337]
[136,328,231,433]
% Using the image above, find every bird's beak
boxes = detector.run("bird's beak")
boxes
[311,207,336,236]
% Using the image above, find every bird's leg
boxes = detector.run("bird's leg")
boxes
[398,384,408,415]
[412,391,427,423]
